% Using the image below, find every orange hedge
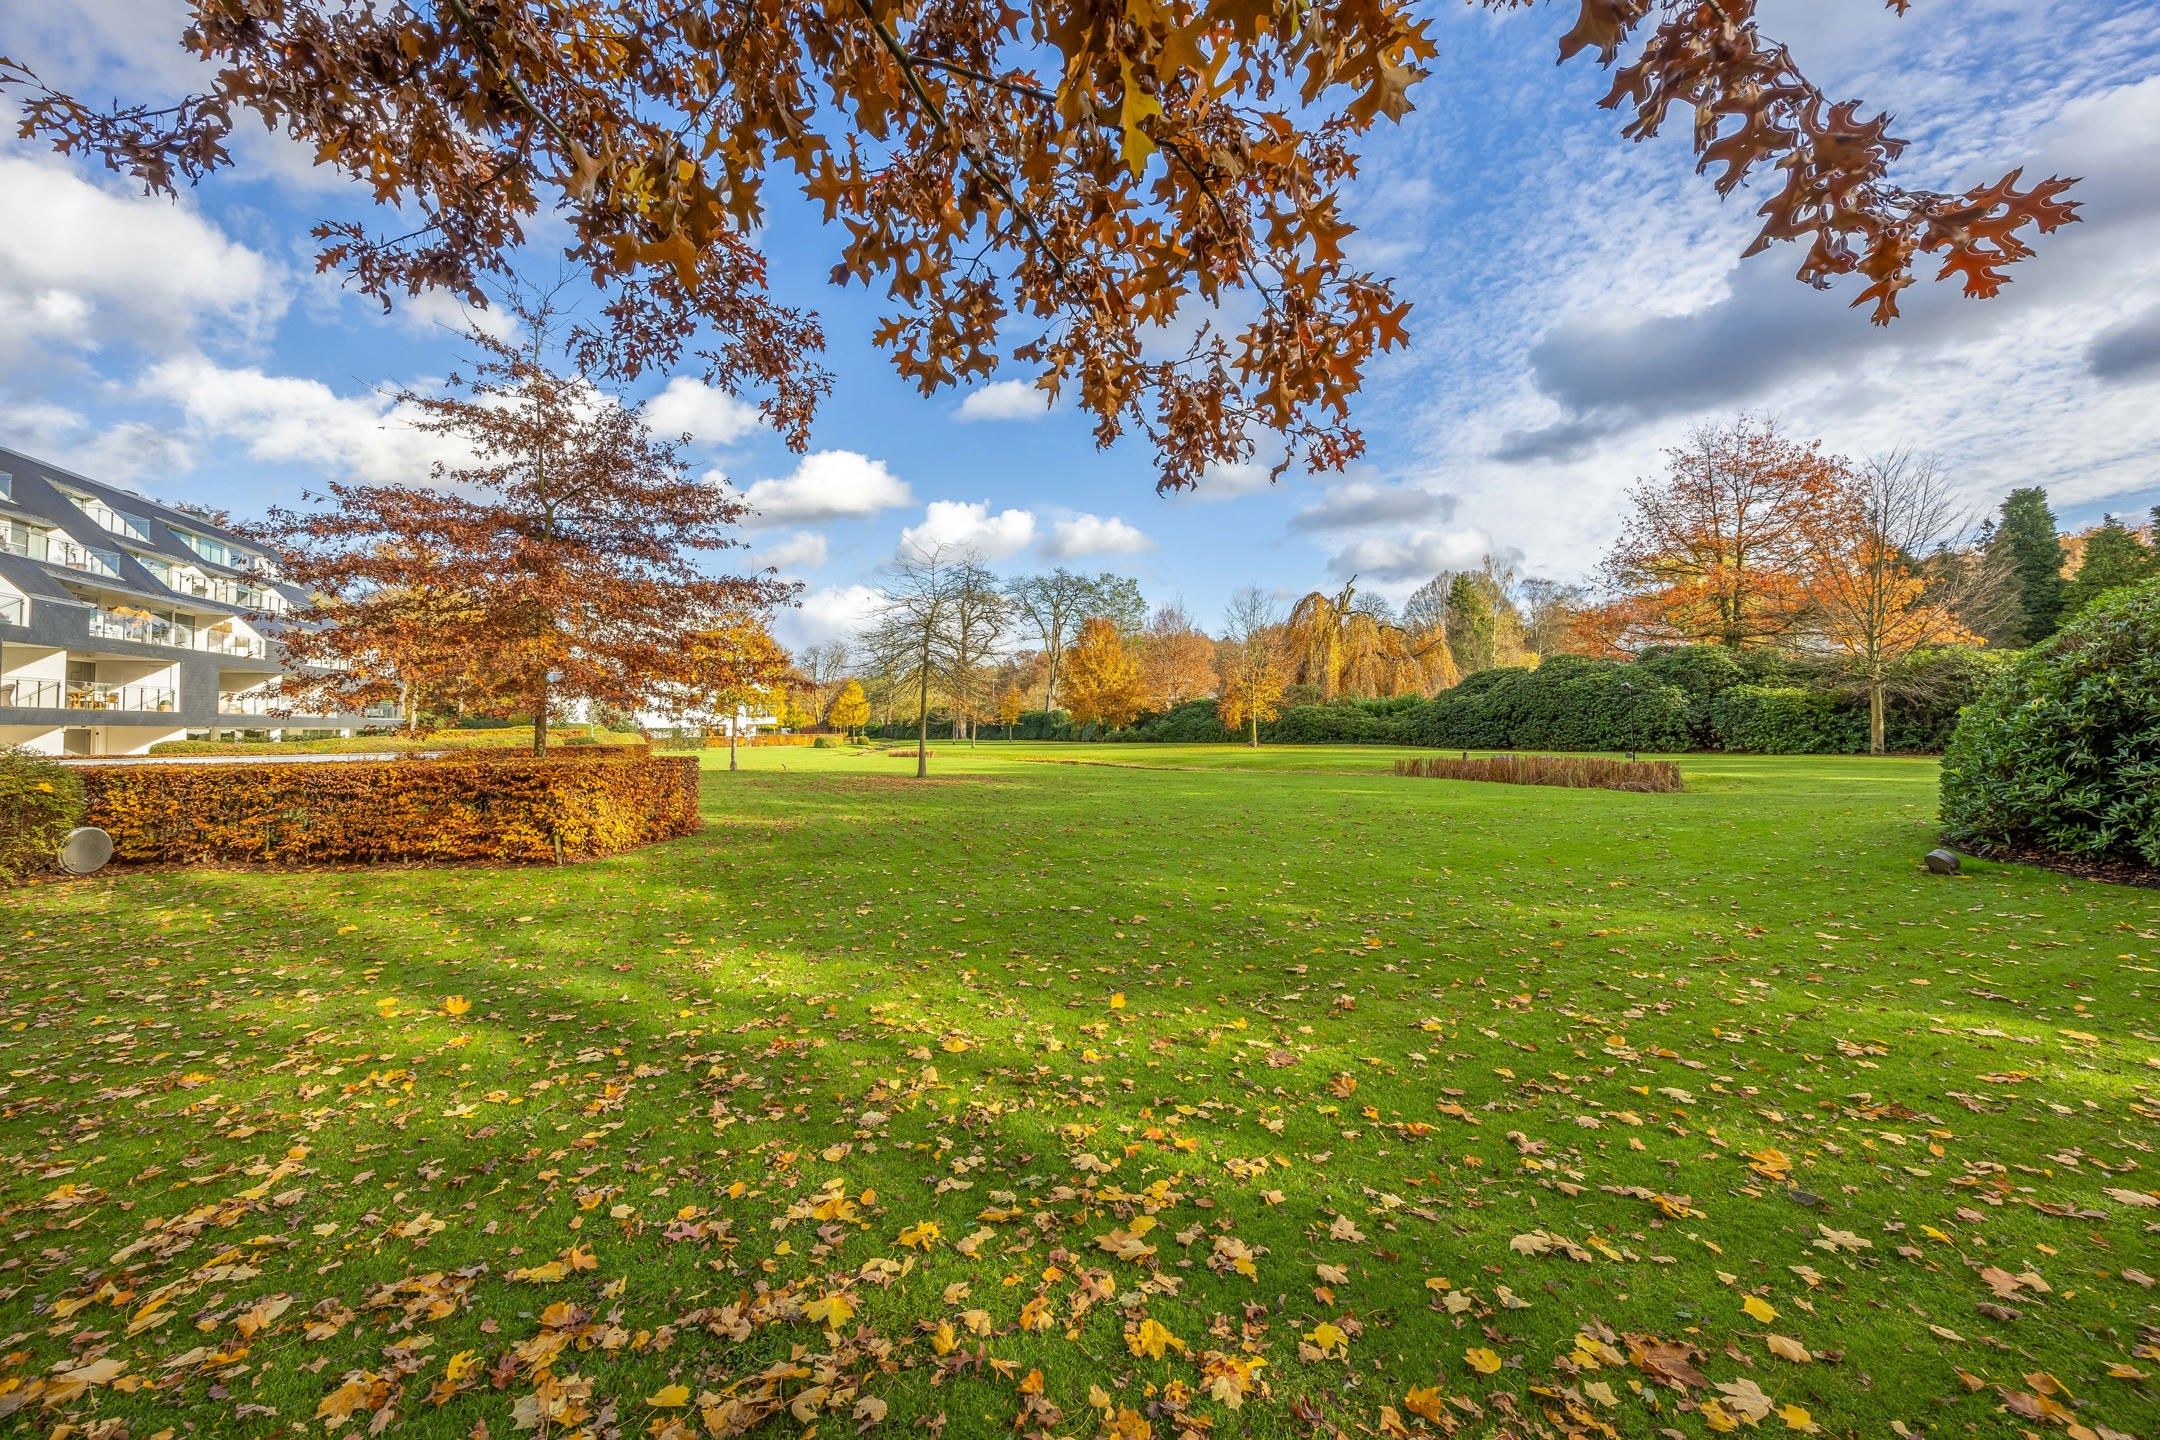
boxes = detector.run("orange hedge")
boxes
[79,753,700,865]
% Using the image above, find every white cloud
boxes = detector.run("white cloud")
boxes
[0,154,284,371]
[645,376,763,448]
[954,379,1054,422]
[737,450,913,526]
[899,500,1037,559]
[1292,481,1451,532]
[1044,513,1155,557]
[395,288,521,344]
[777,583,883,650]
[1181,459,1280,503]
[757,530,829,572]
[136,353,463,485]
[1327,528,1498,584]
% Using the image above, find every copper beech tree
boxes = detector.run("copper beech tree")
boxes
[250,300,793,751]
[1797,452,1976,755]
[5,1,2078,492]
[1597,417,1842,651]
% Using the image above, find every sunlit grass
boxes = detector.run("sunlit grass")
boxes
[2,745,2154,1438]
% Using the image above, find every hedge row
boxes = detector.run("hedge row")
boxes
[78,752,699,865]
[1093,646,2000,754]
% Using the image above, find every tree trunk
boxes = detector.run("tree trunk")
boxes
[533,679,549,753]
[1249,712,1259,748]
[916,640,931,779]
[1868,676,1886,756]
[729,710,740,772]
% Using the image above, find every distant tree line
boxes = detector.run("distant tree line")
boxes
[837,417,2155,766]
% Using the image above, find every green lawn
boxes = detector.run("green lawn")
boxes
[4,745,2157,1438]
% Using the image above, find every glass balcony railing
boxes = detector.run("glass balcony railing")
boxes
[1,677,61,708]
[0,594,24,627]
[220,691,401,719]
[70,495,153,543]
[218,690,283,715]
[2,525,122,577]
[64,681,178,712]
[199,631,268,658]
[171,572,289,612]
[91,609,196,649]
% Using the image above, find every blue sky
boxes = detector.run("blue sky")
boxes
[3,0,2157,650]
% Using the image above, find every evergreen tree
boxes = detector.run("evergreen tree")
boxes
[1992,487,2066,644]
[1445,574,1498,675]
[2063,515,2156,617]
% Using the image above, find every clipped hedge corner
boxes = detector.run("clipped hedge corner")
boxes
[77,753,700,866]
[2,747,87,882]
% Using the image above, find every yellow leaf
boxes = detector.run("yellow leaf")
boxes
[647,1384,690,1407]
[1744,1294,1778,1323]
[1128,1316,1185,1359]
[1779,1403,1819,1432]
[1117,57,1163,174]
[805,1293,856,1329]
[1767,1334,1812,1363]
[442,995,471,1016]
[1465,1346,1502,1375]
[1110,992,1127,1009]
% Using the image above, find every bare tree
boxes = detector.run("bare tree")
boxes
[871,545,963,778]
[1216,587,1291,747]
[795,640,854,723]
[1006,569,1145,711]
[942,556,1011,744]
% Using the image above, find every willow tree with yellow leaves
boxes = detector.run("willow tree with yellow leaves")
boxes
[4,1,2078,494]
[1285,582,1453,700]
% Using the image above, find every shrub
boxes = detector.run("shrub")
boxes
[1412,660,1691,753]
[1262,700,1413,745]
[812,736,837,749]
[1,747,87,881]
[1881,646,2007,753]
[78,753,699,865]
[1635,645,1747,745]
[1008,709,1073,741]
[1709,685,1864,754]
[1128,699,1232,743]
[1394,753,1683,793]
[1940,579,2160,869]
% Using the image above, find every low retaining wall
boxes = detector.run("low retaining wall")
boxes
[77,752,699,865]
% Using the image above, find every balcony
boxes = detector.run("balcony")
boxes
[0,593,24,627]
[220,690,400,719]
[64,681,178,713]
[71,495,153,543]
[1,676,61,708]
[1,525,122,578]
[91,609,195,649]
[199,630,268,659]
[173,572,288,613]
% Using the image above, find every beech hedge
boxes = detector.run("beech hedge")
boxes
[78,752,699,865]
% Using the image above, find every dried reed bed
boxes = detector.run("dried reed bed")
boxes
[1393,753,1684,793]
